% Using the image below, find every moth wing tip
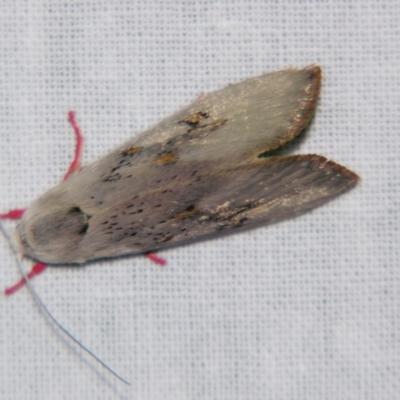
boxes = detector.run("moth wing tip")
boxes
[304,64,322,78]
[307,153,360,188]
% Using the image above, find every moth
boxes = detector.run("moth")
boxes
[14,65,358,265]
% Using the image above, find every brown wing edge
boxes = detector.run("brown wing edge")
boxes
[270,65,322,152]
[286,65,322,144]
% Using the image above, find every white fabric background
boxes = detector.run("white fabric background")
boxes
[0,1,398,399]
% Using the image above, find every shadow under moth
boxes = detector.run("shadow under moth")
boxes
[3,65,358,290]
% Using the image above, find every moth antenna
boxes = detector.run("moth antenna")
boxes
[0,221,130,386]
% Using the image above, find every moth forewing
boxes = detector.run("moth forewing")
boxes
[132,65,321,162]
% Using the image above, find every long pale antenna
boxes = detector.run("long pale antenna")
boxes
[0,221,130,386]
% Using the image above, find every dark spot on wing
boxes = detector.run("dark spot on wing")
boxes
[178,111,227,139]
[102,172,122,182]
[179,111,209,127]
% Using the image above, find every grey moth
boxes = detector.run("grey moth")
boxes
[15,65,358,265]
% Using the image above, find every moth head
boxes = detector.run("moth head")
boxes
[17,197,90,264]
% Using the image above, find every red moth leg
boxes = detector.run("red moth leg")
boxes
[4,263,47,296]
[0,209,25,220]
[63,111,84,181]
[146,252,167,266]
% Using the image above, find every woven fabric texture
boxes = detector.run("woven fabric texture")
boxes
[0,1,399,399]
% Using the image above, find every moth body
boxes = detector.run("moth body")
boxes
[16,65,358,264]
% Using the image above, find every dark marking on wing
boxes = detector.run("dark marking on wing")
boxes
[102,172,122,182]
[178,110,228,138]
[173,204,198,220]
[188,119,228,139]
[179,111,210,127]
